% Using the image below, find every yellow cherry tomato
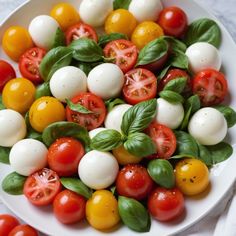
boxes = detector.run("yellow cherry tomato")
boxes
[105,9,137,38]
[175,159,209,196]
[2,26,34,61]
[131,21,164,49]
[112,145,142,165]
[50,3,80,31]
[29,96,65,133]
[86,190,120,230]
[2,78,36,114]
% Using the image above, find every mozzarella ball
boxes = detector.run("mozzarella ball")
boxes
[10,139,48,176]
[50,66,87,102]
[129,0,163,22]
[78,150,119,189]
[89,127,108,139]
[87,63,124,100]
[188,107,227,145]
[0,109,26,147]
[155,98,184,129]
[29,15,59,50]
[186,42,221,74]
[79,0,113,27]
[105,104,132,132]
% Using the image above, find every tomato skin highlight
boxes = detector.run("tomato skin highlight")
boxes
[0,60,16,92]
[0,214,20,236]
[8,224,38,236]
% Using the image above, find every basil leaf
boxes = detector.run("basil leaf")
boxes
[77,62,102,75]
[148,159,175,189]
[158,65,171,80]
[170,154,195,159]
[35,82,51,99]
[213,105,236,128]
[27,130,42,142]
[113,0,132,10]
[91,129,123,151]
[105,98,125,112]
[0,146,10,164]
[60,178,92,199]
[118,196,151,232]
[163,77,187,94]
[52,27,66,48]
[110,186,117,195]
[170,50,189,70]
[25,112,31,130]
[40,46,73,81]
[69,38,104,62]
[66,99,94,114]
[121,99,157,135]
[159,90,184,104]
[124,132,156,158]
[0,95,5,110]
[197,143,212,166]
[2,172,26,195]
[98,33,128,47]
[163,36,187,52]
[184,18,221,48]
[136,38,168,66]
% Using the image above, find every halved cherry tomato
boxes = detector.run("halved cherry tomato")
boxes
[23,168,61,206]
[0,214,19,236]
[66,93,106,131]
[192,68,228,106]
[122,68,157,105]
[65,23,98,45]
[0,60,16,92]
[103,39,138,73]
[9,225,38,236]
[146,122,176,159]
[19,47,46,84]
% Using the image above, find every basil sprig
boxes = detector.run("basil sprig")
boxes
[105,98,125,112]
[66,99,94,114]
[163,36,187,52]
[159,90,184,104]
[98,33,128,47]
[35,82,51,99]
[113,0,132,10]
[0,146,10,164]
[52,27,66,48]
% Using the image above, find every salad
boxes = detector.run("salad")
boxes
[0,0,236,234]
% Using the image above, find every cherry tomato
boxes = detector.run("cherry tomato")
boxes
[148,187,185,221]
[116,164,153,200]
[158,6,188,38]
[23,168,61,206]
[53,190,86,224]
[146,122,177,159]
[104,39,138,73]
[0,60,16,92]
[9,224,38,236]
[65,23,98,45]
[48,138,85,177]
[175,159,209,196]
[2,26,34,61]
[122,68,157,105]
[0,214,19,235]
[192,69,228,106]
[66,93,106,131]
[19,47,46,84]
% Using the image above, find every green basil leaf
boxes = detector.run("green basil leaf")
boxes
[76,62,102,75]
[66,98,94,114]
[0,146,10,164]
[0,95,5,110]
[170,154,195,159]
[158,65,171,80]
[91,129,123,151]
[170,50,189,70]
[60,178,92,199]
[27,130,42,142]
[105,98,125,112]
[98,33,128,47]
[2,172,26,195]
[148,159,175,189]
[110,186,117,195]
[113,0,132,10]
[163,77,187,93]
[121,99,157,135]
[136,38,168,66]
[184,18,221,48]
[197,143,212,166]
[52,27,66,48]
[118,196,151,232]
[163,36,187,52]
[213,105,236,128]
[124,132,156,158]
[159,90,184,104]
[35,82,51,99]
[24,112,31,130]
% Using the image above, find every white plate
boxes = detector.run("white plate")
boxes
[1,0,236,235]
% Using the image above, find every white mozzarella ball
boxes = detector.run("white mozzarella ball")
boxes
[9,139,48,176]
[50,66,87,102]
[79,0,113,27]
[89,127,108,139]
[155,98,184,129]
[0,109,26,147]
[87,63,124,100]
[129,0,163,22]
[29,15,59,50]
[188,107,227,145]
[78,150,119,189]
[105,104,132,132]
[185,42,221,74]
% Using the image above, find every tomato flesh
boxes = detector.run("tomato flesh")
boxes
[0,60,16,91]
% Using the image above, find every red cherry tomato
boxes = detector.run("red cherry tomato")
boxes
[47,137,85,177]
[122,68,157,105]
[103,39,138,73]
[158,6,188,38]
[19,47,46,84]
[192,68,228,106]
[9,224,38,236]
[148,187,185,221]
[146,122,177,159]
[0,60,16,91]
[0,214,19,235]
[66,93,106,131]
[53,190,86,224]
[116,164,153,200]
[23,168,61,206]
[65,22,98,45]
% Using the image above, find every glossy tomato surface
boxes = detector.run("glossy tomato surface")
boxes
[0,214,20,236]
[0,60,16,92]
[9,224,38,236]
